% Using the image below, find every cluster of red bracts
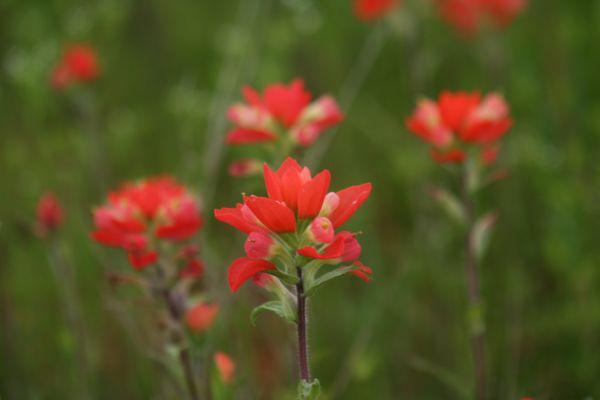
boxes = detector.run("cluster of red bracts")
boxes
[226,79,344,176]
[215,157,372,292]
[51,44,100,90]
[353,0,526,33]
[406,91,512,165]
[37,192,64,236]
[91,176,203,270]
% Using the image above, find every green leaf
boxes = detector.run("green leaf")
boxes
[304,266,354,297]
[297,378,321,400]
[428,186,466,224]
[472,212,497,259]
[250,300,296,326]
[268,269,299,286]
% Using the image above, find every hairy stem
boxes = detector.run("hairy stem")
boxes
[159,283,200,400]
[462,171,487,400]
[296,267,311,382]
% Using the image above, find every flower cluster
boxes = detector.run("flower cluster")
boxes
[91,176,203,269]
[51,44,100,90]
[37,192,64,236]
[438,0,527,33]
[226,80,343,176]
[214,157,372,294]
[406,91,512,165]
[354,0,401,21]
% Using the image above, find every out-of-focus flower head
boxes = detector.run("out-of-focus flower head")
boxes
[354,0,402,21]
[37,192,63,236]
[214,351,235,384]
[185,302,219,333]
[214,157,372,293]
[226,79,344,175]
[91,176,203,270]
[406,91,512,165]
[437,0,527,33]
[51,44,100,90]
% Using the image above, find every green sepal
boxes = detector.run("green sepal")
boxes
[267,269,299,286]
[250,300,296,326]
[297,378,321,400]
[304,266,356,297]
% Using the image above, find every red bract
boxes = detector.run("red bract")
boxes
[406,91,512,165]
[215,157,372,292]
[226,79,343,147]
[437,0,526,33]
[37,192,63,235]
[214,352,235,384]
[185,303,219,333]
[91,176,202,270]
[51,44,100,90]
[354,0,401,21]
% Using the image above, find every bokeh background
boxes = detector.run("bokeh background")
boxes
[2,0,600,398]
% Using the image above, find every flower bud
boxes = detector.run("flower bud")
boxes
[319,192,339,217]
[37,192,63,235]
[186,303,219,333]
[214,352,235,384]
[339,231,362,262]
[244,231,279,260]
[306,216,334,244]
[228,159,262,177]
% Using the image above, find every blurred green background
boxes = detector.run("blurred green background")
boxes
[2,0,600,398]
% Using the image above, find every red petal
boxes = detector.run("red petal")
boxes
[297,234,345,260]
[350,261,373,282]
[228,257,276,292]
[214,204,257,234]
[128,250,158,270]
[243,196,296,233]
[438,91,481,132]
[328,183,372,228]
[430,149,466,164]
[263,163,283,201]
[298,170,331,219]
[225,128,276,144]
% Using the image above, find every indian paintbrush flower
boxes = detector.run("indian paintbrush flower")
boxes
[225,80,344,176]
[51,44,100,90]
[37,192,64,236]
[354,0,402,21]
[406,91,512,166]
[214,157,372,395]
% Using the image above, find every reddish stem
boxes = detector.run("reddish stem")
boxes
[462,171,487,400]
[296,267,311,382]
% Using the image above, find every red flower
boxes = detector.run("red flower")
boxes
[185,303,219,333]
[91,176,202,270]
[51,44,100,90]
[354,0,401,21]
[406,91,512,165]
[228,159,262,177]
[37,192,63,235]
[437,0,526,33]
[215,157,372,292]
[214,352,235,383]
[226,79,343,147]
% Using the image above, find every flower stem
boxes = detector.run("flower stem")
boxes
[296,266,311,382]
[158,278,200,400]
[462,170,487,400]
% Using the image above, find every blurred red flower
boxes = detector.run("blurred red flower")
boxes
[437,0,526,33]
[214,157,372,292]
[354,0,401,21]
[406,91,512,165]
[214,351,235,383]
[91,176,202,270]
[51,44,100,90]
[185,303,219,333]
[226,79,343,148]
[37,192,63,235]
